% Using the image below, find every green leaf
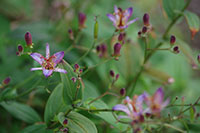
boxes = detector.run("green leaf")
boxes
[184,10,200,38]
[59,60,82,105]
[57,112,66,126]
[83,80,100,101]
[0,101,41,123]
[44,84,70,126]
[67,111,97,133]
[21,124,53,133]
[190,107,195,122]
[163,0,185,20]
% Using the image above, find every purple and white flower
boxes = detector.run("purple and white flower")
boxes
[112,94,146,122]
[30,43,67,77]
[107,6,138,30]
[144,88,169,115]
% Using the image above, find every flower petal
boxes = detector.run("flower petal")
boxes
[46,43,50,59]
[30,67,42,71]
[112,104,131,116]
[52,51,64,64]
[54,68,67,74]
[43,69,53,77]
[107,14,116,23]
[114,5,118,14]
[161,98,170,109]
[30,53,45,65]
[127,18,139,26]
[153,87,164,105]
[126,7,133,19]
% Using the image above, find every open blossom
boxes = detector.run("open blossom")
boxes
[112,94,146,122]
[30,43,67,77]
[107,6,138,30]
[144,88,169,115]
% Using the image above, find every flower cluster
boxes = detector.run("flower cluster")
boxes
[113,88,169,129]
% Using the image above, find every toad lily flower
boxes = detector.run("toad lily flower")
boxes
[112,95,146,122]
[107,6,138,30]
[144,88,169,116]
[30,43,67,77]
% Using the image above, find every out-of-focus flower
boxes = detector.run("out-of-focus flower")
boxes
[143,13,150,26]
[142,26,147,34]
[3,77,11,85]
[25,32,33,47]
[197,54,200,63]
[96,44,107,58]
[144,88,169,116]
[107,6,138,30]
[112,95,146,122]
[110,70,115,77]
[18,45,23,53]
[74,64,80,72]
[120,88,126,96]
[116,74,120,80]
[78,12,86,29]
[30,43,67,77]
[16,51,20,56]
[63,118,68,125]
[71,77,77,83]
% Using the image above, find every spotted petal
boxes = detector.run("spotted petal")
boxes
[54,68,67,74]
[46,43,50,59]
[52,51,64,64]
[112,104,131,116]
[43,68,53,77]
[107,14,116,23]
[30,53,45,65]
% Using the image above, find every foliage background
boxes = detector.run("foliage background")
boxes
[0,0,200,132]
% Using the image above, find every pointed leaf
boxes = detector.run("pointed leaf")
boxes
[21,124,53,133]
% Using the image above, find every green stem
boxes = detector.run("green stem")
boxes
[77,107,114,112]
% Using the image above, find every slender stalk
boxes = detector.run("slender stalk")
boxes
[77,107,114,112]
[88,91,109,105]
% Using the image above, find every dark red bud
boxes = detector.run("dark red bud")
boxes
[138,31,142,36]
[118,33,126,42]
[68,29,74,40]
[173,46,180,54]
[3,77,11,85]
[16,51,20,56]
[170,35,176,45]
[118,7,122,12]
[71,77,77,83]
[74,64,79,70]
[79,69,83,73]
[63,118,68,125]
[78,12,86,29]
[116,74,119,80]
[113,43,121,56]
[25,32,32,46]
[96,45,101,52]
[110,70,115,77]
[101,44,107,54]
[143,13,150,26]
[18,45,23,53]
[142,26,147,33]
[197,54,200,63]
[120,88,126,96]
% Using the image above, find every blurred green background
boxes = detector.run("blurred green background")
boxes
[0,0,200,132]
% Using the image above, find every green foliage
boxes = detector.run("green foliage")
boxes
[0,101,41,123]
[20,124,53,133]
[184,10,200,33]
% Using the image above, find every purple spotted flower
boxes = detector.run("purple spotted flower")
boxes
[30,43,67,77]
[112,95,146,122]
[107,6,138,30]
[144,88,169,116]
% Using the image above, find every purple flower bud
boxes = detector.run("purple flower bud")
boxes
[138,31,142,36]
[68,28,74,40]
[63,118,68,125]
[196,113,200,118]
[16,51,20,56]
[79,69,83,73]
[60,128,68,133]
[74,64,79,70]
[3,77,11,85]
[116,74,119,80]
[197,54,200,63]
[170,35,176,45]
[143,13,150,26]
[113,43,122,56]
[139,114,144,122]
[120,88,126,96]
[142,26,147,33]
[118,33,126,42]
[18,45,23,53]
[101,44,107,54]
[110,70,115,77]
[71,77,77,83]
[78,12,86,29]
[173,46,180,54]
[25,32,32,46]
[96,45,101,52]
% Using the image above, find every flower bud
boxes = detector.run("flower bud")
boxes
[79,69,83,74]
[138,31,142,36]
[78,12,86,29]
[118,33,126,42]
[74,64,79,70]
[63,118,68,125]
[94,17,98,40]
[68,29,74,40]
[25,32,32,47]
[18,45,23,53]
[116,74,119,80]
[110,70,115,77]
[3,77,11,85]
[16,51,20,56]
[96,45,101,53]
[120,88,126,96]
[197,54,200,63]
[71,77,77,83]
[98,44,107,57]
[142,26,147,34]
[173,46,180,54]
[170,35,176,45]
[143,13,150,26]
[113,43,122,56]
